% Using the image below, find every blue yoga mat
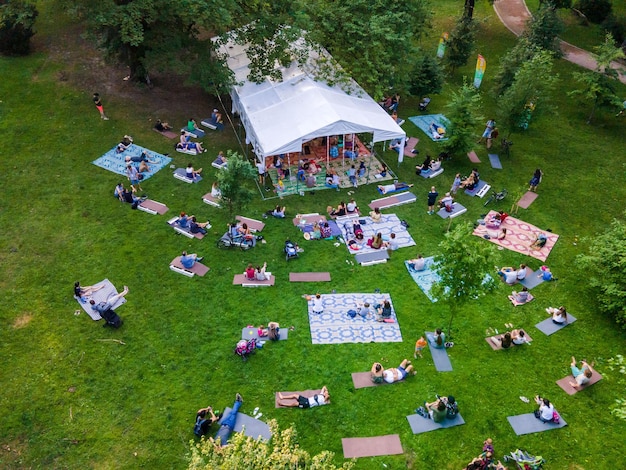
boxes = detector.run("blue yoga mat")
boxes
[408,114,450,141]
[93,145,172,180]
[406,413,465,434]
[405,257,440,302]
[488,154,502,169]
[507,413,567,435]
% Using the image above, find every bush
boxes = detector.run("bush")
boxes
[0,0,39,56]
[574,0,613,24]
[408,53,444,98]
[602,14,626,46]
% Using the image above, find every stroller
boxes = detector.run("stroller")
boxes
[503,449,545,470]
[284,239,299,261]
[235,338,257,361]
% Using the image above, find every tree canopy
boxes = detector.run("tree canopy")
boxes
[577,214,626,329]
[441,82,484,158]
[432,223,496,336]
[216,151,258,219]
[0,0,38,56]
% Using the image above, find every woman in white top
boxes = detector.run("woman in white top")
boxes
[211,181,221,198]
[511,329,529,345]
[534,396,555,422]
[278,386,330,408]
[546,306,568,324]
[254,262,268,281]
[311,294,324,314]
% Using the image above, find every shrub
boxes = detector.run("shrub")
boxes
[574,0,613,24]
[602,14,626,46]
[0,0,39,56]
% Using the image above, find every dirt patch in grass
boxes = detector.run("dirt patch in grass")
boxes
[30,21,223,125]
[13,313,33,329]
[1,438,27,468]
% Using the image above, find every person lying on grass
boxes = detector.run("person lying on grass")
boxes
[278,386,330,408]
[371,359,415,384]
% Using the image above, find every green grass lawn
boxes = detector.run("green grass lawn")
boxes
[1,1,626,469]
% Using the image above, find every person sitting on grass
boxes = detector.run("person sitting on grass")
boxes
[194,404,219,437]
[374,299,392,321]
[278,386,330,408]
[534,395,555,423]
[460,169,479,189]
[372,359,416,384]
[271,205,286,218]
[569,357,594,389]
[408,254,426,272]
[367,232,384,250]
[546,306,568,324]
[120,187,144,205]
[210,181,222,199]
[189,216,210,235]
[415,155,432,174]
[181,251,203,269]
[186,118,201,133]
[499,332,513,349]
[320,222,332,239]
[429,156,443,172]
[496,266,519,285]
[530,232,548,250]
[424,399,447,422]
[245,264,255,281]
[509,286,530,304]
[116,135,133,153]
[238,223,255,246]
[255,262,269,281]
[328,201,346,217]
[346,198,359,214]
[186,163,202,180]
[215,151,228,166]
[257,321,280,341]
[427,328,451,349]
[154,119,172,132]
[369,207,382,223]
[511,329,529,345]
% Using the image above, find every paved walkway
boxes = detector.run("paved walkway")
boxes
[493,0,626,84]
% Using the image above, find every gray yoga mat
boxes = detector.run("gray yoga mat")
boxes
[535,315,577,335]
[518,269,545,290]
[218,407,271,441]
[507,413,567,435]
[406,413,465,434]
[437,203,467,219]
[488,153,502,169]
[355,250,389,265]
[174,167,203,183]
[425,332,453,371]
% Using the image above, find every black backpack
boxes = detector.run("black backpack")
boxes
[100,308,122,328]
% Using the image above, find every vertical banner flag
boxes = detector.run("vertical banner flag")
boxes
[473,54,486,88]
[436,32,449,58]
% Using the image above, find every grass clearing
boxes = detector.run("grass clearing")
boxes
[0,1,625,469]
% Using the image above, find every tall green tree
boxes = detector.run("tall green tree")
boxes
[441,82,483,158]
[431,223,496,337]
[61,0,235,84]
[0,0,38,56]
[216,151,258,219]
[445,15,476,72]
[568,33,626,123]
[408,52,445,99]
[524,4,563,57]
[188,420,354,469]
[308,0,431,100]
[577,214,626,329]
[497,50,558,136]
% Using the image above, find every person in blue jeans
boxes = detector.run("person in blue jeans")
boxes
[214,393,244,445]
[180,251,203,268]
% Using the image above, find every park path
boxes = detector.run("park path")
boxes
[493,0,626,84]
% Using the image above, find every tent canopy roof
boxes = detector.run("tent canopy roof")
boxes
[216,38,405,158]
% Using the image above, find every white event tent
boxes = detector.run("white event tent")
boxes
[215,38,406,161]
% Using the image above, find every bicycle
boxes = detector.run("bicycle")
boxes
[216,231,253,251]
[501,138,513,157]
[484,188,508,206]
